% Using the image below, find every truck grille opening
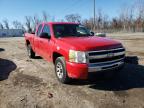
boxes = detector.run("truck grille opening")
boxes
[89,55,124,63]
[87,48,125,64]
[89,48,125,56]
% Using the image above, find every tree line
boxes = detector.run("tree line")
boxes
[0,0,144,33]
[82,0,144,32]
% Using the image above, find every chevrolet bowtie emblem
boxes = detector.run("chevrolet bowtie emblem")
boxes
[107,53,114,58]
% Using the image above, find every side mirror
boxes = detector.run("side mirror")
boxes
[40,32,51,39]
[90,32,95,36]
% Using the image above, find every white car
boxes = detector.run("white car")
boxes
[95,33,106,37]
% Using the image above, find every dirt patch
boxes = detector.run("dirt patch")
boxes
[113,91,129,98]
[12,73,46,88]
[0,35,144,108]
[126,51,144,57]
[99,103,125,108]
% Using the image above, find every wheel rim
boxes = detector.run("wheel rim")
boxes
[56,62,63,79]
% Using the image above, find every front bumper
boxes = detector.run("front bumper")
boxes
[88,58,124,72]
[66,61,88,79]
[66,58,124,79]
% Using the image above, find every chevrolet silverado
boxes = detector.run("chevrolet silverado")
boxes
[25,22,125,83]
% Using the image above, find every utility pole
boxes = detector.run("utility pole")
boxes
[93,0,96,32]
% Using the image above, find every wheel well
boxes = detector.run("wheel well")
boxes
[53,52,63,64]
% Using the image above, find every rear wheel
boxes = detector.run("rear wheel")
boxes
[27,44,35,58]
[55,57,71,84]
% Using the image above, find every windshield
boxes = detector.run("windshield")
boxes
[53,24,92,38]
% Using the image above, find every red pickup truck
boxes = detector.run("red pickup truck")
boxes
[25,22,125,83]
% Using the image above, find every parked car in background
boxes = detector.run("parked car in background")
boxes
[95,33,106,37]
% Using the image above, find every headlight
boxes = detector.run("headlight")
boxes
[69,50,86,63]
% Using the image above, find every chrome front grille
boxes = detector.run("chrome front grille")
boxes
[87,48,125,64]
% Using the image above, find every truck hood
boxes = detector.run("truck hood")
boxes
[58,36,123,51]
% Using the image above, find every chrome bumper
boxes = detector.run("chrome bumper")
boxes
[88,58,124,72]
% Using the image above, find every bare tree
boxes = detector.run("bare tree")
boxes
[0,23,4,29]
[42,11,54,22]
[31,14,41,31]
[21,0,144,33]
[128,5,135,32]
[136,0,144,18]
[13,20,24,29]
[42,11,49,22]
[111,18,118,29]
[83,0,144,33]
[25,16,32,33]
[119,5,129,31]
[97,9,103,30]
[65,14,81,23]
[135,0,144,31]
[82,19,93,30]
[111,17,122,29]
[3,19,9,29]
[89,18,95,30]
[102,15,109,30]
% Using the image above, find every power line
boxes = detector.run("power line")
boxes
[62,0,84,14]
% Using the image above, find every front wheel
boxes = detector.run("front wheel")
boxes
[27,44,35,58]
[55,57,71,84]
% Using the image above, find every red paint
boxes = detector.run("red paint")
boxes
[25,22,123,79]
[66,61,88,79]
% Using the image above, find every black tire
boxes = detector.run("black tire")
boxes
[55,57,71,84]
[27,44,35,58]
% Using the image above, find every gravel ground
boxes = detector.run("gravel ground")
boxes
[0,33,144,108]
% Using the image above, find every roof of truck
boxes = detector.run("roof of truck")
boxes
[42,22,79,25]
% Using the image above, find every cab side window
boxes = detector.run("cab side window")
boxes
[42,25,51,38]
[37,24,43,36]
